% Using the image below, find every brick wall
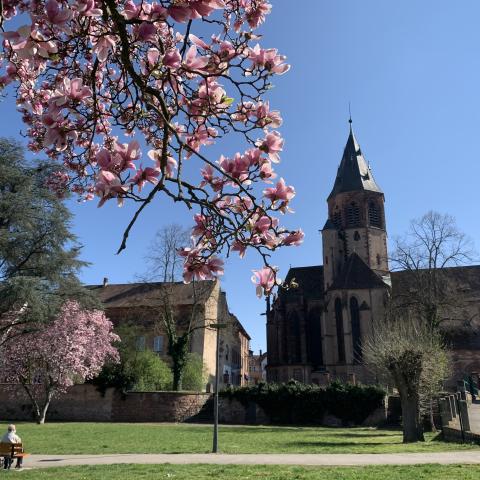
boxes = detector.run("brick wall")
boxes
[0,384,211,423]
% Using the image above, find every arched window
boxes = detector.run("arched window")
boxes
[289,312,302,363]
[335,298,345,362]
[306,308,323,367]
[368,201,382,228]
[346,202,360,227]
[350,297,362,364]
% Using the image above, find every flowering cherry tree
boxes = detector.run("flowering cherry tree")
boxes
[0,301,119,423]
[0,0,303,295]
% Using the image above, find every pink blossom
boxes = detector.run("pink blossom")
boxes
[248,44,290,75]
[91,35,116,63]
[244,0,272,29]
[147,149,177,177]
[184,45,209,71]
[45,0,72,25]
[129,166,160,191]
[282,229,305,246]
[257,131,284,163]
[263,178,295,203]
[163,49,182,69]
[137,22,157,42]
[75,0,102,17]
[251,266,277,297]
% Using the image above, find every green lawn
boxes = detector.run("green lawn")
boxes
[2,422,478,454]
[10,464,480,479]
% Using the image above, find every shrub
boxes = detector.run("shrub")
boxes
[181,353,207,391]
[221,380,385,425]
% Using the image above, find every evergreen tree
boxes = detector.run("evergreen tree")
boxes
[0,138,98,344]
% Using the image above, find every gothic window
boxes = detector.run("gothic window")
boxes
[368,201,382,228]
[332,211,342,229]
[346,202,360,227]
[334,298,346,362]
[354,231,360,241]
[289,312,302,363]
[376,254,381,266]
[306,308,323,367]
[350,297,362,364]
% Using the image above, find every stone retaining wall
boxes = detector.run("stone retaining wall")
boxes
[0,384,211,423]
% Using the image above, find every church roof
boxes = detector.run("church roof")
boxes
[280,265,324,300]
[330,253,386,290]
[328,125,383,200]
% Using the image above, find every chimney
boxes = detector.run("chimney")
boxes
[103,277,109,287]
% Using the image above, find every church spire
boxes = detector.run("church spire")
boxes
[327,124,382,200]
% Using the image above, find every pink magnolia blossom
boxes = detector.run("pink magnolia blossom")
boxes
[0,0,301,297]
[251,266,277,297]
[184,45,209,71]
[257,131,284,163]
[45,0,72,25]
[263,178,295,203]
[281,229,305,246]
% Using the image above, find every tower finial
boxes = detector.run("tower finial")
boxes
[348,102,352,128]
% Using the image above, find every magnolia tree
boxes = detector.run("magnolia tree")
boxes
[0,300,119,424]
[0,0,303,294]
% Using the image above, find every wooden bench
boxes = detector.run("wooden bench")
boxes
[0,443,29,469]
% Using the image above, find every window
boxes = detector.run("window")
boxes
[153,335,164,353]
[346,202,360,227]
[368,201,382,228]
[350,297,362,364]
[136,336,146,351]
[306,308,323,367]
[335,298,345,362]
[354,231,360,241]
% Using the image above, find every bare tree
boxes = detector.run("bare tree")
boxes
[363,309,449,443]
[143,224,190,282]
[391,211,476,331]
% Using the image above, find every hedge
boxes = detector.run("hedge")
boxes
[220,380,385,425]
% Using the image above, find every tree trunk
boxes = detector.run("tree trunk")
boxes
[172,362,183,391]
[400,395,424,442]
[429,398,437,433]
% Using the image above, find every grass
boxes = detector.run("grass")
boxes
[9,464,480,479]
[2,422,478,454]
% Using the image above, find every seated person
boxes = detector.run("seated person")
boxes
[2,425,23,469]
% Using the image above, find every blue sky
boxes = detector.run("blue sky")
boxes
[2,1,480,352]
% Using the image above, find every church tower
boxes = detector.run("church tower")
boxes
[320,121,389,382]
[322,121,388,290]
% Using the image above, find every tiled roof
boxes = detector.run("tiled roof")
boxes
[88,280,217,308]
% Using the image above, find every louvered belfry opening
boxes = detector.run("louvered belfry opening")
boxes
[346,202,360,227]
[368,201,382,228]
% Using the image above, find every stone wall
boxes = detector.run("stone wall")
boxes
[0,384,211,423]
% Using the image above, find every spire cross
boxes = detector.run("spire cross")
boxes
[348,102,352,126]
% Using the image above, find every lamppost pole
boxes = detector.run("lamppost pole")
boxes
[212,323,226,453]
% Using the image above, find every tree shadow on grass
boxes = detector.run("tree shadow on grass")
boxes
[286,441,401,448]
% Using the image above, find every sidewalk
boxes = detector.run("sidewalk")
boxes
[25,451,480,469]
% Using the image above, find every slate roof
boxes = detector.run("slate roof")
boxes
[390,265,480,295]
[279,265,324,301]
[88,280,217,308]
[330,253,387,290]
[328,126,383,199]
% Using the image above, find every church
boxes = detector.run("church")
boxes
[266,123,480,387]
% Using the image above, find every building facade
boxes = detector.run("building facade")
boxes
[266,123,480,387]
[91,279,250,390]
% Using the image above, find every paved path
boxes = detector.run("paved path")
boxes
[24,452,480,469]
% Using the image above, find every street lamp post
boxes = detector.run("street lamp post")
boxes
[211,323,226,453]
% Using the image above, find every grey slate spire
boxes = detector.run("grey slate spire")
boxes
[327,123,382,200]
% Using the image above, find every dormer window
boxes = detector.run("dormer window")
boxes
[346,202,360,227]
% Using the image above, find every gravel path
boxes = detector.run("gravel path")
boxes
[22,451,480,469]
